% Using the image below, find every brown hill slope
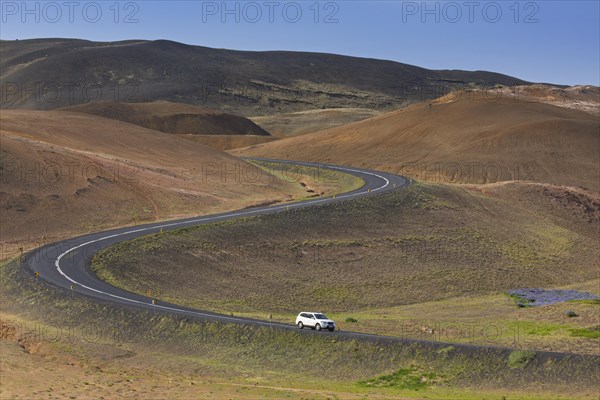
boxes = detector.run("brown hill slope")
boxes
[434,85,599,116]
[60,101,270,136]
[0,110,300,257]
[237,92,600,191]
[180,134,278,151]
[250,108,382,137]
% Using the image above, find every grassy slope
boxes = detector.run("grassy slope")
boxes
[1,259,597,399]
[249,160,365,201]
[92,182,599,354]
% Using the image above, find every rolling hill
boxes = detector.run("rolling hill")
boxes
[0,110,304,257]
[237,90,600,191]
[1,38,529,115]
[60,101,270,136]
[250,108,383,137]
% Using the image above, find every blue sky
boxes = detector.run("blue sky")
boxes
[1,1,598,85]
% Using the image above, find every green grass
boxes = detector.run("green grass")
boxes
[436,346,456,357]
[358,366,443,390]
[507,293,535,308]
[249,160,365,198]
[508,350,536,369]
[0,256,18,269]
[524,322,564,336]
[569,327,600,339]
[569,299,600,305]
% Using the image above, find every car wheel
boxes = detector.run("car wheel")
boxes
[297,322,303,329]
[315,324,321,331]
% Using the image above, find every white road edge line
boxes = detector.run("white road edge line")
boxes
[54,162,393,324]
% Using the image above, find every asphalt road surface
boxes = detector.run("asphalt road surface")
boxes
[25,158,413,338]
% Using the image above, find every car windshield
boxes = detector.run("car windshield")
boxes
[314,314,328,320]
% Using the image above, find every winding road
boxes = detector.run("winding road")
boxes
[24,158,411,336]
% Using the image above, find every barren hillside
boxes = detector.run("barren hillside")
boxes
[1,38,528,114]
[0,110,301,257]
[237,91,600,191]
[61,101,270,136]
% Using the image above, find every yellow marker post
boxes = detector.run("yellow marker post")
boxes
[35,272,39,278]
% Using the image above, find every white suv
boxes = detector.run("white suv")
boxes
[295,312,336,331]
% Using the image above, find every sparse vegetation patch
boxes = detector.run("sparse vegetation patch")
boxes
[508,350,536,369]
[359,366,444,390]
